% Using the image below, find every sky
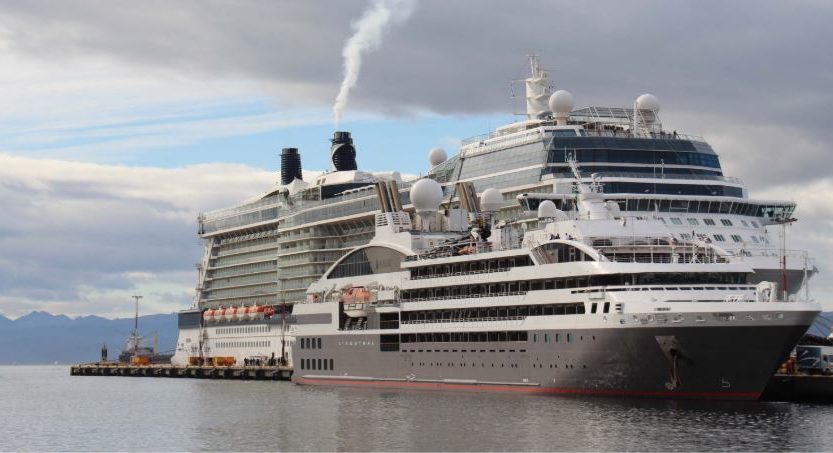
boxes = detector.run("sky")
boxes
[0,0,832,318]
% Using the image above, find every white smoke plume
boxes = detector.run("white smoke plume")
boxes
[333,0,416,127]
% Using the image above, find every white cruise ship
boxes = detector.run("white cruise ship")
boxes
[171,58,819,386]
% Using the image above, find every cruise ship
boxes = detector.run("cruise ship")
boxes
[171,58,820,392]
[292,164,819,398]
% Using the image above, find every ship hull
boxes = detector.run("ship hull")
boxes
[293,322,813,400]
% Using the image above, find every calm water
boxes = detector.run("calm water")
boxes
[2,366,833,451]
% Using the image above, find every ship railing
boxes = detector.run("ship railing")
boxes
[573,128,704,142]
[410,267,511,280]
[594,240,728,264]
[460,124,704,148]
[732,248,809,260]
[402,291,527,303]
[406,242,528,262]
[569,171,743,185]
[401,315,526,325]
[202,194,282,220]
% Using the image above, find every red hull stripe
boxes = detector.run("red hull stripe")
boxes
[294,377,761,399]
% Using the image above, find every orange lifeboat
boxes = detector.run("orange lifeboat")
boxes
[203,309,215,322]
[234,306,247,321]
[221,307,235,322]
[245,306,258,320]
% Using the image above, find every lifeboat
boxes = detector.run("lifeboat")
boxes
[246,305,259,320]
[234,306,247,321]
[222,307,235,322]
[211,308,224,323]
[203,309,215,323]
[263,306,276,318]
[342,287,369,317]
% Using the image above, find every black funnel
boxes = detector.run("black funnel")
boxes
[330,131,357,171]
[280,147,303,185]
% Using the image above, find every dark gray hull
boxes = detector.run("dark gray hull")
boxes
[294,323,810,400]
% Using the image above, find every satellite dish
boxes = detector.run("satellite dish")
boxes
[428,148,448,167]
[538,200,557,219]
[480,188,503,212]
[410,178,444,216]
[548,90,574,118]
[549,90,574,126]
[636,93,660,113]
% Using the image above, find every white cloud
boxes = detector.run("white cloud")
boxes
[0,153,278,318]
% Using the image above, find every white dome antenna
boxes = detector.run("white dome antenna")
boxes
[548,90,574,126]
[537,200,557,219]
[428,147,447,167]
[636,93,660,125]
[410,178,444,218]
[480,188,503,213]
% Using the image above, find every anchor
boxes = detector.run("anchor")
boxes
[655,336,694,390]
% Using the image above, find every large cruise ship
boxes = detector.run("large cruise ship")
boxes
[292,164,819,398]
[171,58,819,390]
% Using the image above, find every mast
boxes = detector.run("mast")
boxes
[131,295,143,354]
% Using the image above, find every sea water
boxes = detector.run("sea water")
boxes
[1,366,832,451]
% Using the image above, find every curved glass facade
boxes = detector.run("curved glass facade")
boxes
[327,246,407,279]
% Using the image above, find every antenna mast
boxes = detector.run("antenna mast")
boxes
[131,295,143,354]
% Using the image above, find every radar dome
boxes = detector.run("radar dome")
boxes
[410,178,444,215]
[537,200,557,219]
[428,147,447,167]
[636,93,660,113]
[548,90,574,116]
[480,188,503,212]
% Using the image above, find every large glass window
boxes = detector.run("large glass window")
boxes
[327,246,406,279]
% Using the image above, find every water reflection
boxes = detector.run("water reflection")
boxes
[2,367,832,451]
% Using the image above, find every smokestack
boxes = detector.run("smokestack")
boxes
[330,131,357,171]
[280,148,303,185]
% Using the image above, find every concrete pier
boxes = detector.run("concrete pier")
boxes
[70,363,293,381]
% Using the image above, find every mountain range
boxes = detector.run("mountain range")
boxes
[0,311,177,365]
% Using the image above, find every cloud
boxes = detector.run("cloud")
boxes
[0,0,832,317]
[0,1,830,180]
[0,153,278,318]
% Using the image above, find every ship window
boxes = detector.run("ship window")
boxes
[317,338,322,349]
[741,220,749,227]
[721,219,733,226]
[687,218,699,226]
[327,246,406,279]
[603,302,610,314]
[330,359,334,370]
[591,302,597,314]
[657,217,666,224]
[703,218,716,225]
[731,235,743,243]
[670,218,683,225]
[713,234,725,242]
[751,221,759,228]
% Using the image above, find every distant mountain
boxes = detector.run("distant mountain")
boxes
[12,311,73,328]
[0,311,178,365]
